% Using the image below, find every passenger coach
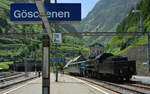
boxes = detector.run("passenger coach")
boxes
[68,61,86,76]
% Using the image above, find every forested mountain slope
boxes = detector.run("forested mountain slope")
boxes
[106,0,150,75]
[74,0,140,45]
[0,0,88,62]
[106,0,150,54]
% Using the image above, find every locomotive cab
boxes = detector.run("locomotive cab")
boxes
[109,55,136,81]
[95,54,136,81]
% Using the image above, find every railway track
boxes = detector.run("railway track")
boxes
[75,76,150,94]
[0,73,25,82]
[0,72,22,79]
[138,83,150,87]
[125,83,150,91]
[0,72,38,89]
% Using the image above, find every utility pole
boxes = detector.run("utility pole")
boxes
[54,0,58,82]
[24,30,28,77]
[73,38,75,58]
[24,46,28,77]
[42,0,50,94]
[132,9,150,71]
[55,44,58,82]
[140,14,143,32]
[132,9,143,32]
[34,46,37,75]
[147,33,150,71]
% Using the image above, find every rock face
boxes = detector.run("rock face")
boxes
[120,45,150,76]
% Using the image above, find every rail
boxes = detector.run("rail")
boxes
[76,77,150,94]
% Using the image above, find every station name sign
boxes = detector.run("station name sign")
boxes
[10,3,81,23]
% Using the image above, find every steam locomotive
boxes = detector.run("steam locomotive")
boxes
[68,53,136,81]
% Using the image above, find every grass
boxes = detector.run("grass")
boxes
[0,2,9,10]
[106,35,149,55]
[114,45,134,55]
[0,38,21,43]
[135,36,147,46]
[0,44,24,47]
[0,63,9,70]
[0,61,13,64]
[0,61,13,70]
[112,37,147,55]
[50,66,54,72]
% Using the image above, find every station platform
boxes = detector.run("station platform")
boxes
[0,72,38,88]
[131,75,150,84]
[1,73,114,94]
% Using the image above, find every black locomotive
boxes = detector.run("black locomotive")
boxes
[68,53,136,81]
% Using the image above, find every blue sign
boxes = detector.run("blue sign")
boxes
[142,62,148,65]
[10,3,81,22]
[50,58,55,62]
[50,58,66,62]
[58,58,66,62]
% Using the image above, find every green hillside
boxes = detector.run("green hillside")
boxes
[0,0,88,63]
[74,0,140,45]
[106,0,150,54]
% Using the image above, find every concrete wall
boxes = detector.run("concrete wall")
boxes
[120,45,150,76]
[9,62,42,72]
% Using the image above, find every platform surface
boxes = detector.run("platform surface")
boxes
[1,73,112,94]
[131,75,150,84]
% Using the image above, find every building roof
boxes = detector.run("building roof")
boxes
[95,53,114,61]
[63,55,86,68]
[89,43,104,47]
[63,56,81,68]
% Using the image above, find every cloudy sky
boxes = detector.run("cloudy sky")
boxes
[53,0,99,18]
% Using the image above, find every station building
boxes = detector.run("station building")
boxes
[89,43,104,59]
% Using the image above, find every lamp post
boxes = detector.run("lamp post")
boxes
[54,0,58,82]
[34,46,37,75]
[55,43,58,82]
[147,33,150,71]
[132,9,150,71]
[132,9,143,32]
[24,46,28,77]
[24,31,28,77]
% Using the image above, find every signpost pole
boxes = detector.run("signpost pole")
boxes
[55,44,58,82]
[42,0,50,94]
[52,32,62,82]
